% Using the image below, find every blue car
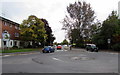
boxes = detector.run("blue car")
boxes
[42,46,55,53]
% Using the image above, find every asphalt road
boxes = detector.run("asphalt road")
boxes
[2,48,119,73]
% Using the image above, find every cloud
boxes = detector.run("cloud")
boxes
[0,0,119,43]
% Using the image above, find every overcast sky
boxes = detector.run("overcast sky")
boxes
[0,0,119,43]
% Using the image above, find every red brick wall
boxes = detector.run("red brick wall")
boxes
[2,21,20,40]
[0,20,2,39]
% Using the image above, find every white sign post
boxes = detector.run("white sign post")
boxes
[2,33,10,50]
[107,39,111,44]
[107,39,111,49]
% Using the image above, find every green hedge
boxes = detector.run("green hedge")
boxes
[112,43,120,51]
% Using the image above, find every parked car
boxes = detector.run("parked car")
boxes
[57,45,62,50]
[42,46,55,53]
[86,44,98,52]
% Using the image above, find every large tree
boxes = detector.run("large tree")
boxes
[41,19,55,46]
[20,15,47,47]
[62,1,95,46]
[92,11,120,49]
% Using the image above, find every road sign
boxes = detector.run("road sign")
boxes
[2,33,10,41]
[107,39,111,44]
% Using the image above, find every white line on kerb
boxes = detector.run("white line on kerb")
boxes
[52,57,64,62]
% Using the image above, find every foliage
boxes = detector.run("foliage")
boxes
[61,39,69,45]
[92,11,120,49]
[111,43,120,51]
[62,1,95,46]
[20,15,47,47]
[41,19,56,46]
[53,42,58,45]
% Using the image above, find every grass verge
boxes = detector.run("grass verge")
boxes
[1,48,42,53]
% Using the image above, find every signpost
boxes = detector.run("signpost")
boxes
[107,39,111,49]
[2,33,10,50]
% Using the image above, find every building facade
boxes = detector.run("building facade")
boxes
[0,16,20,49]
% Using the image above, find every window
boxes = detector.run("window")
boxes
[11,41,13,46]
[15,26,18,29]
[14,41,17,46]
[4,22,7,26]
[3,30,8,33]
[15,33,19,37]
[10,24,12,27]
[3,41,6,45]
[18,27,21,30]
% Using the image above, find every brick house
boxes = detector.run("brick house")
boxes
[0,16,20,49]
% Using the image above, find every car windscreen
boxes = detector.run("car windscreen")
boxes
[91,45,96,48]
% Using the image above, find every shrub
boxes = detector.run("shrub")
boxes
[112,43,120,51]
[12,46,18,49]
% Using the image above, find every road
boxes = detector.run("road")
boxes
[2,48,119,73]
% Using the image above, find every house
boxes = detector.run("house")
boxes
[0,16,20,50]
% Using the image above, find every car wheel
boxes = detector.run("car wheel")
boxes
[42,50,45,53]
[91,50,94,52]
[95,50,98,52]
[86,49,88,51]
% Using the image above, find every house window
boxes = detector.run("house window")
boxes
[4,22,7,26]
[18,27,21,30]
[10,41,13,46]
[14,41,17,46]
[3,30,8,33]
[15,33,19,37]
[15,26,17,29]
[10,24,12,27]
[3,41,6,45]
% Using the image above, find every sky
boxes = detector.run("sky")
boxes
[0,0,120,43]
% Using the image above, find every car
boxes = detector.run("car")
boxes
[57,45,62,50]
[86,44,98,52]
[42,46,55,53]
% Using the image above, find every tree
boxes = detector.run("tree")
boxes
[92,11,120,49]
[41,19,56,46]
[20,15,47,47]
[61,39,69,45]
[62,1,95,47]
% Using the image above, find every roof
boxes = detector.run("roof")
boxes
[0,16,20,26]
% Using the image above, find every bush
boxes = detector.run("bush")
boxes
[76,43,85,48]
[12,46,18,49]
[112,43,120,51]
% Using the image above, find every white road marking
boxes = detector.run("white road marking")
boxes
[56,50,68,52]
[2,55,11,57]
[2,52,38,57]
[109,53,118,55]
[52,57,64,62]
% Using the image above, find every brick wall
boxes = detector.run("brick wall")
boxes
[2,21,20,40]
[0,20,2,39]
